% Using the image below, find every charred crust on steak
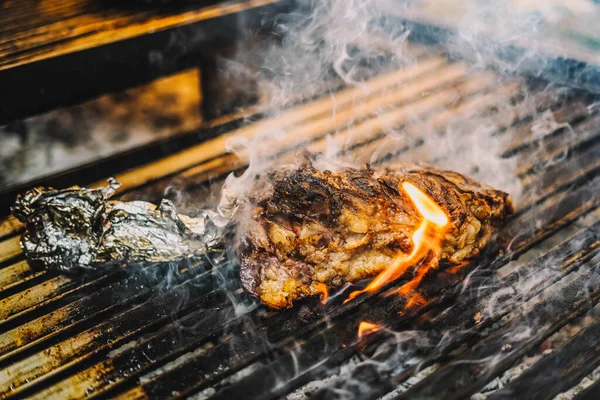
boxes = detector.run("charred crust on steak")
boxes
[240,163,513,310]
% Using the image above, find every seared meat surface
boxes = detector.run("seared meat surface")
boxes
[240,163,513,309]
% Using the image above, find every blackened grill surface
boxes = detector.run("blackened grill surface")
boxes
[0,51,599,400]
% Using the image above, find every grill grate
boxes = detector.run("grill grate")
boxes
[0,48,600,400]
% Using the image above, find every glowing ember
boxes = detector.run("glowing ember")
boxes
[357,321,383,339]
[445,262,470,275]
[315,282,329,304]
[403,293,426,311]
[345,182,449,303]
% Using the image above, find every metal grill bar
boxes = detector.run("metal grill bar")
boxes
[356,87,553,165]
[0,50,599,400]
[310,177,600,399]
[176,76,520,192]
[487,318,600,400]
[0,271,115,324]
[575,378,600,400]
[515,115,600,178]
[112,125,600,399]
[501,99,591,158]
[0,260,211,365]
[0,260,43,292]
[0,237,21,264]
[0,129,596,400]
[395,264,600,400]
[7,285,227,399]
[201,108,600,398]
[309,218,600,400]
[199,181,600,400]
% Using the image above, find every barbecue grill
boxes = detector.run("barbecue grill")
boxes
[1,1,600,399]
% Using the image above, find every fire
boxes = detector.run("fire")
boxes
[403,293,426,311]
[315,282,329,304]
[400,182,449,227]
[345,182,449,303]
[357,321,383,339]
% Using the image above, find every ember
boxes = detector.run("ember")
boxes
[315,282,329,304]
[357,321,383,339]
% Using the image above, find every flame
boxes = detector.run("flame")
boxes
[401,182,449,227]
[345,182,449,303]
[315,282,329,304]
[398,266,431,296]
[357,321,383,339]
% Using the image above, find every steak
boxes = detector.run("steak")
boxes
[239,163,513,309]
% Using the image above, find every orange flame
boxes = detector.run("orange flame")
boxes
[357,321,383,339]
[401,182,449,227]
[345,182,449,303]
[403,293,427,311]
[315,282,329,304]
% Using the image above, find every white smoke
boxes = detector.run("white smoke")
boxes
[211,0,600,398]
[218,0,570,202]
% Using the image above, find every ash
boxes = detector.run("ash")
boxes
[470,302,600,400]
[287,373,347,400]
[378,366,440,399]
[555,367,600,399]
[284,356,395,400]
[286,360,440,400]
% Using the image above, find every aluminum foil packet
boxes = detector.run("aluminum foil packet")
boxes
[11,179,234,271]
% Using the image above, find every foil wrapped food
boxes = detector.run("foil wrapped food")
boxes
[12,179,233,271]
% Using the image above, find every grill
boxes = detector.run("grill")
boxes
[1,2,600,400]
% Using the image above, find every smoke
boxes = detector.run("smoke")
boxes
[219,0,560,202]
[202,0,600,398]
[4,0,593,397]
[51,1,591,398]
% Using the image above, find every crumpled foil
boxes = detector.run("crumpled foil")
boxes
[11,178,235,271]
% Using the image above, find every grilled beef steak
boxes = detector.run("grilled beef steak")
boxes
[240,163,513,309]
